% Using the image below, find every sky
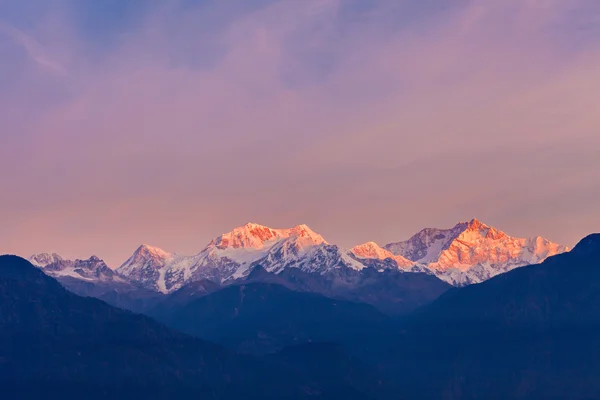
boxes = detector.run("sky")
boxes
[1,0,599,267]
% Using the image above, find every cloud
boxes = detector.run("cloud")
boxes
[1,0,599,266]
[0,21,66,74]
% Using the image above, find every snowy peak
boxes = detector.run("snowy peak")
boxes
[208,222,327,251]
[119,244,173,273]
[29,254,122,283]
[202,223,329,279]
[351,242,414,269]
[454,218,507,242]
[210,222,284,250]
[30,252,64,267]
[385,218,516,265]
[352,242,393,259]
[384,218,569,285]
[462,217,487,231]
[288,224,327,244]
[132,244,173,263]
[117,244,174,282]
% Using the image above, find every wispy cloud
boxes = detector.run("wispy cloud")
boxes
[0,21,66,74]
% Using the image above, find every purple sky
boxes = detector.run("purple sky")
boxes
[1,0,599,267]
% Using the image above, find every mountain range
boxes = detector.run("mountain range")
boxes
[31,218,568,293]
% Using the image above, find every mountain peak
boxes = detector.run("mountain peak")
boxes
[455,218,508,240]
[288,224,327,244]
[384,219,568,284]
[211,223,282,250]
[209,223,326,250]
[455,218,490,232]
[352,242,390,258]
[466,217,486,229]
[291,223,311,231]
[135,244,172,260]
[29,252,64,267]
[241,222,268,230]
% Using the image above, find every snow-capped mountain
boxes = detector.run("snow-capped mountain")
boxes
[117,223,373,293]
[118,244,178,291]
[29,253,127,283]
[382,218,569,285]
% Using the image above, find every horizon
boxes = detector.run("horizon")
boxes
[2,0,599,267]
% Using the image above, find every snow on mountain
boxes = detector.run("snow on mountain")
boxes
[29,253,126,283]
[384,218,569,285]
[250,235,365,276]
[116,220,569,291]
[30,219,569,292]
[210,222,289,250]
[30,252,64,268]
[117,223,368,293]
[117,244,178,291]
[351,242,415,269]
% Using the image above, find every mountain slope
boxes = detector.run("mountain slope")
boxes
[149,281,391,354]
[0,255,384,399]
[242,265,450,315]
[384,218,569,285]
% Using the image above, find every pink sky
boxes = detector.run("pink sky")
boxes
[1,0,599,266]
